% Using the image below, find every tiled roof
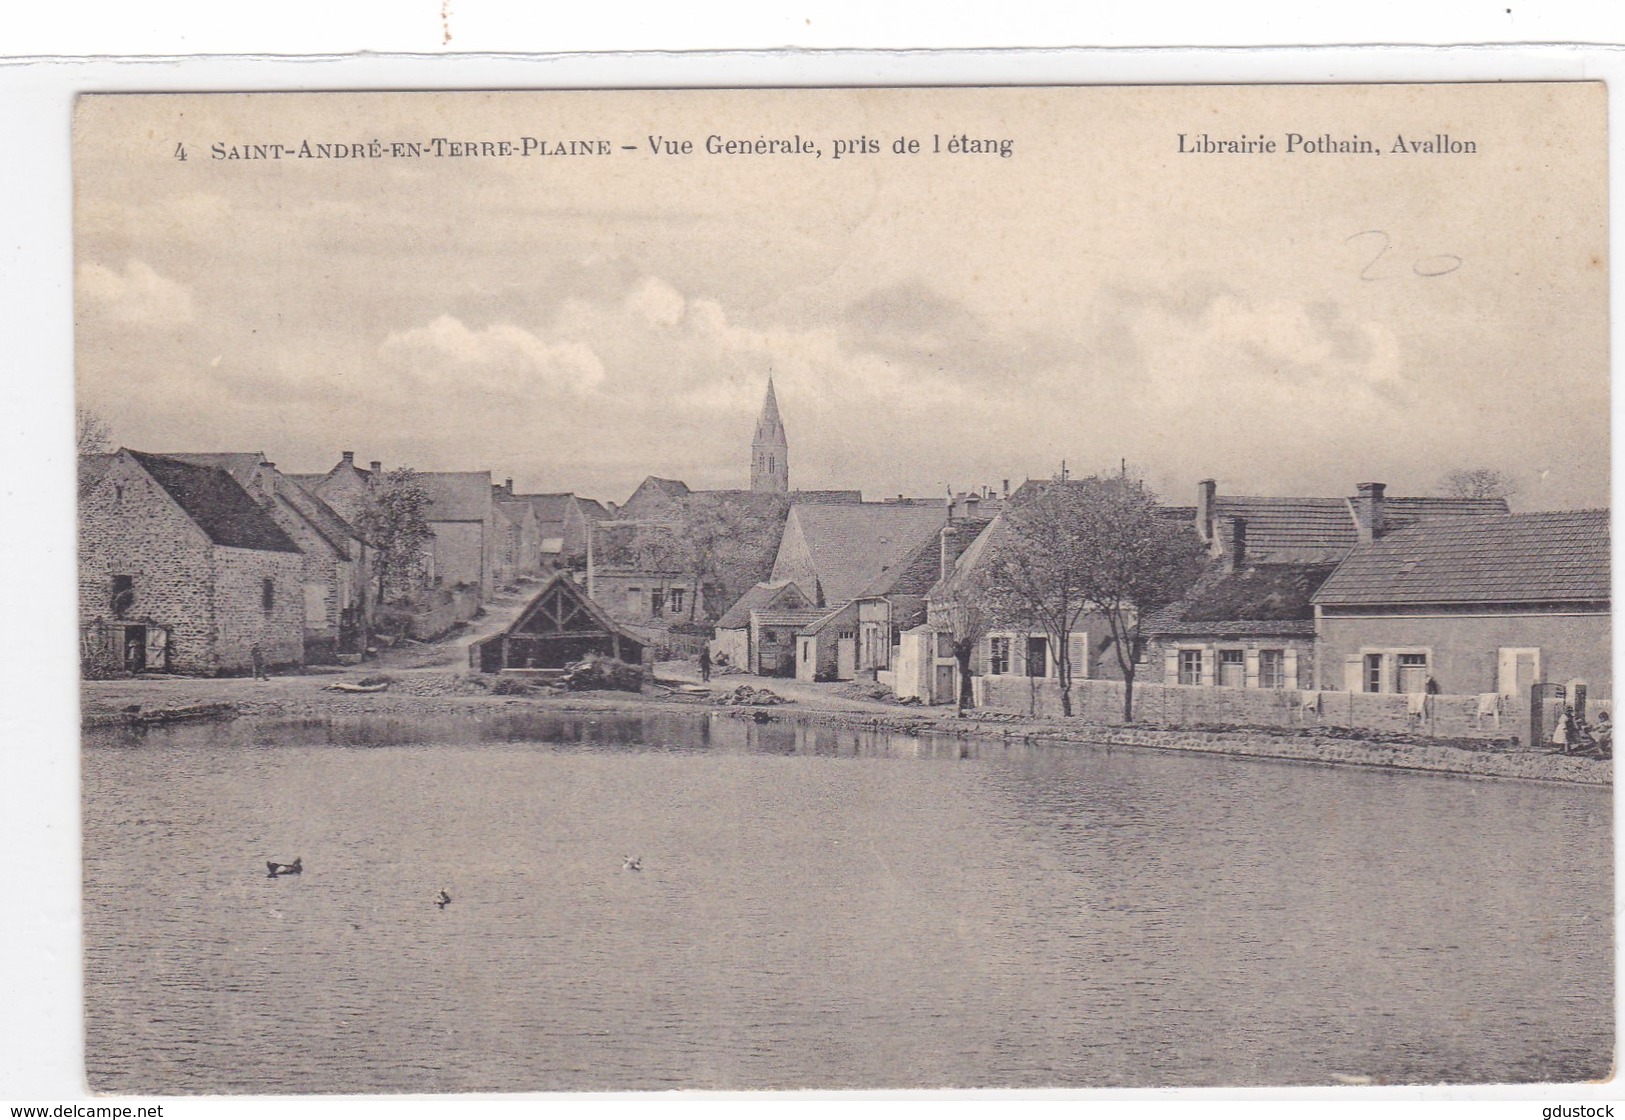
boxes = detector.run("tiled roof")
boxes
[1210,494,1509,561]
[784,502,949,604]
[128,450,300,554]
[792,489,864,504]
[800,603,857,635]
[717,580,809,629]
[516,492,574,523]
[752,608,831,629]
[417,472,493,522]
[576,498,610,521]
[1144,562,1338,637]
[1313,510,1610,607]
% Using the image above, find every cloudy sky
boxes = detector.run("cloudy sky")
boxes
[75,84,1607,509]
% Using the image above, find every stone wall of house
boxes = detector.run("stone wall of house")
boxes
[1316,611,1611,697]
[431,521,487,596]
[976,675,1548,742]
[1141,635,1317,690]
[211,545,306,671]
[79,460,217,673]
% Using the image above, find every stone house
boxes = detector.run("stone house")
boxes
[1313,508,1610,699]
[167,452,371,662]
[415,471,497,601]
[513,492,606,568]
[794,602,860,682]
[80,450,304,674]
[492,481,543,585]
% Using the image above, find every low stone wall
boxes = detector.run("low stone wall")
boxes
[979,676,1538,743]
[408,587,481,641]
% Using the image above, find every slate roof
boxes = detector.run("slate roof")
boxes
[166,452,361,556]
[792,489,864,504]
[1144,563,1339,638]
[1314,510,1609,607]
[417,472,493,522]
[128,450,301,553]
[576,498,610,522]
[717,579,809,630]
[782,502,949,604]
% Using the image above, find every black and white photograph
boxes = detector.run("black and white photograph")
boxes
[71,83,1611,1094]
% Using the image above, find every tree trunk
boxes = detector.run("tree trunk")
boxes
[1122,667,1136,723]
[954,641,975,715]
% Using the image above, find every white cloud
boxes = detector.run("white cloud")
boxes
[77,259,195,329]
[379,315,606,393]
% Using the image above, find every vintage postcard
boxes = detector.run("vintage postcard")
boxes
[75,84,1611,1093]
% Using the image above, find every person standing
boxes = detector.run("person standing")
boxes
[698,645,712,683]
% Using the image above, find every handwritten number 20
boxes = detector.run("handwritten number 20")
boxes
[1346,230,1462,280]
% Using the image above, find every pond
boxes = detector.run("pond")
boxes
[82,710,1613,1092]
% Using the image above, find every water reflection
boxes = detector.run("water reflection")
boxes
[82,711,1612,1093]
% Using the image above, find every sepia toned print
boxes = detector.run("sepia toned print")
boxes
[76,85,1610,1092]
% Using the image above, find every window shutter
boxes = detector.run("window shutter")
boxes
[1343,655,1362,692]
[1068,632,1088,681]
[1164,648,1179,684]
[979,634,992,676]
[1200,647,1216,687]
[1011,635,1026,678]
[1244,648,1260,688]
[1283,648,1299,690]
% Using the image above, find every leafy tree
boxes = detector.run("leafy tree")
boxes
[672,492,788,621]
[77,408,112,454]
[982,476,1205,720]
[356,468,435,606]
[1442,467,1518,502]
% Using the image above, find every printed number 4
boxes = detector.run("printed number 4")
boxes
[1347,230,1461,280]
[174,143,187,162]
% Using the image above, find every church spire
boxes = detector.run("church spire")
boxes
[751,376,789,493]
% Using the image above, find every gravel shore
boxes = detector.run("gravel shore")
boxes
[82,670,1611,787]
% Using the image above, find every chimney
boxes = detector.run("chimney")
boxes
[1227,517,1248,572]
[341,451,355,466]
[965,493,980,517]
[1356,482,1387,544]
[371,460,382,475]
[940,522,963,583]
[1196,478,1217,549]
[504,478,514,495]
[1002,479,1010,499]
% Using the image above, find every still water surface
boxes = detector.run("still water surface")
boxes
[83,711,1612,1092]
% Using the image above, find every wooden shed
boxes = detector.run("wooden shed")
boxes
[470,573,645,673]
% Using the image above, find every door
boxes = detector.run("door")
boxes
[836,638,856,680]
[1498,648,1540,697]
[122,625,147,672]
[144,627,169,672]
[934,663,957,705]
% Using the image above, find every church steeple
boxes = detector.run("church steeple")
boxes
[751,377,789,493]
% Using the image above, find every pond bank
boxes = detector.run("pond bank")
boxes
[81,672,1610,787]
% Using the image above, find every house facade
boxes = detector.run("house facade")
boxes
[80,450,305,674]
[1143,479,1510,694]
[169,452,371,662]
[1312,509,1610,699]
[711,579,811,669]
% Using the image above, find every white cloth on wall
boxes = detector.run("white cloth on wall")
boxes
[1407,691,1429,716]
[1299,690,1321,713]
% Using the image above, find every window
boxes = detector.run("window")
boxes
[838,629,855,641]
[1365,653,1383,693]
[989,636,1011,675]
[626,587,642,613]
[261,578,275,612]
[1026,636,1048,678]
[762,629,778,642]
[1178,649,1203,685]
[1218,648,1246,688]
[650,588,666,617]
[1259,649,1285,689]
[668,588,685,614]
[110,574,134,618]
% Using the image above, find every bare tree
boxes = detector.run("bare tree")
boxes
[77,408,112,454]
[937,567,991,715]
[982,476,1205,720]
[1442,467,1518,502]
